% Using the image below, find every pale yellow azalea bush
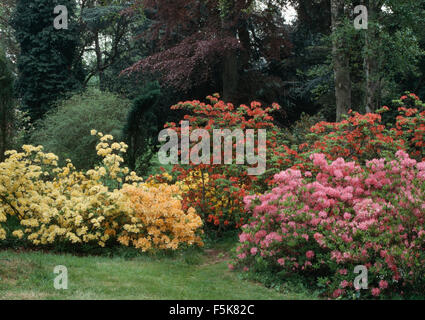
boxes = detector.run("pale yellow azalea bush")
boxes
[0,131,203,251]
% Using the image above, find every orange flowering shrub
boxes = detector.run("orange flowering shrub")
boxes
[392,93,425,161]
[118,184,203,252]
[294,93,425,170]
[304,112,402,165]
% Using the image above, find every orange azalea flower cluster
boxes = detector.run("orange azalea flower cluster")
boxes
[295,93,425,167]
[118,184,203,252]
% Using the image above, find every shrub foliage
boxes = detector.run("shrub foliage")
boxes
[0,131,203,251]
[30,89,131,170]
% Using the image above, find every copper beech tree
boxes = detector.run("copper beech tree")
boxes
[121,0,292,103]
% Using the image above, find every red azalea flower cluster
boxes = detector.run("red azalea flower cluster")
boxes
[160,94,296,232]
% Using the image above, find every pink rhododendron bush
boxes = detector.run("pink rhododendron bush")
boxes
[232,151,425,299]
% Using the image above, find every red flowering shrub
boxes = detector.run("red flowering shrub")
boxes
[392,93,425,161]
[155,93,425,236]
[297,93,425,167]
[232,151,425,299]
[304,112,401,164]
[162,94,297,232]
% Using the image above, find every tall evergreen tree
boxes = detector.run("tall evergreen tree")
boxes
[11,0,83,121]
[0,46,14,162]
[123,82,162,173]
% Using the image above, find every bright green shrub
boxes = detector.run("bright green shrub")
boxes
[30,88,131,170]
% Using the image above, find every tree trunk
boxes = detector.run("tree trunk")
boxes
[365,0,382,113]
[237,18,251,69]
[94,32,105,90]
[222,52,238,103]
[221,7,239,104]
[331,0,351,121]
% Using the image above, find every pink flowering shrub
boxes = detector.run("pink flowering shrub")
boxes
[232,151,425,299]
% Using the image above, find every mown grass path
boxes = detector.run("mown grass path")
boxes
[0,248,314,300]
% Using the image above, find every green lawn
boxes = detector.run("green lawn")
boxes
[0,246,315,300]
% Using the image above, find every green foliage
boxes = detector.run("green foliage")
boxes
[0,47,14,113]
[280,112,326,149]
[0,0,18,67]
[79,1,147,92]
[293,1,425,119]
[29,88,131,170]
[9,108,33,151]
[11,0,84,121]
[143,156,174,179]
[82,5,127,31]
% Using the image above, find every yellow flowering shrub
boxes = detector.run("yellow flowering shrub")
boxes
[0,131,203,251]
